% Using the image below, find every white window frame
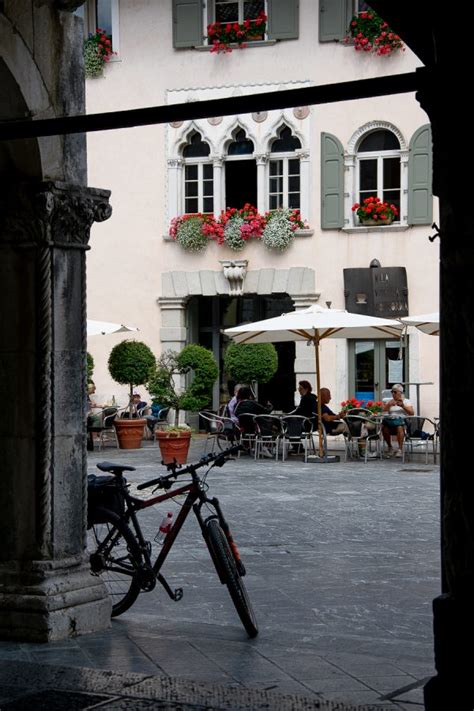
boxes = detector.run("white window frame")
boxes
[345,122,409,229]
[76,0,120,55]
[183,159,214,215]
[204,0,267,45]
[356,150,401,219]
[267,153,301,211]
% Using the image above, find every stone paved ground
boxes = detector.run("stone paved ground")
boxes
[0,437,439,710]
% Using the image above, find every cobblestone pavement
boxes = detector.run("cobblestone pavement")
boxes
[0,437,440,710]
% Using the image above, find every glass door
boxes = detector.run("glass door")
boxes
[349,339,407,401]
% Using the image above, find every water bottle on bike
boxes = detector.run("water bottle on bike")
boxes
[155,511,174,544]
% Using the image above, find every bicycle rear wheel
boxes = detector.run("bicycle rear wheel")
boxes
[205,518,258,638]
[88,507,142,617]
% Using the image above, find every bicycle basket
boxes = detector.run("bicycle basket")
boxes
[87,474,125,527]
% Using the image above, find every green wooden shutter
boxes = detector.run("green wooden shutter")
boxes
[319,0,352,42]
[173,0,203,48]
[321,132,344,229]
[267,0,299,40]
[408,124,433,225]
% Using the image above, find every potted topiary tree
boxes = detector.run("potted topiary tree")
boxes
[147,345,218,463]
[223,342,278,399]
[108,340,156,449]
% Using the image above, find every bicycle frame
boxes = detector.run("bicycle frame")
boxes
[117,468,243,599]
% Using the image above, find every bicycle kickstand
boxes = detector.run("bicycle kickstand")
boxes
[157,573,183,601]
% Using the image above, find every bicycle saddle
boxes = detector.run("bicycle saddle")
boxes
[96,461,136,474]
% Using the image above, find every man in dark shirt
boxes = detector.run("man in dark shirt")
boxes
[320,387,347,435]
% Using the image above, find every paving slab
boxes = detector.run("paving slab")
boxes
[0,437,439,709]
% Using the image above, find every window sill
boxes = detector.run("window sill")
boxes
[342,224,409,234]
[194,40,277,52]
[163,228,313,242]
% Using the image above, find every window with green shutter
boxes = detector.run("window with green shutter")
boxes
[173,0,300,48]
[408,125,433,226]
[321,132,344,229]
[319,0,352,42]
[173,0,204,48]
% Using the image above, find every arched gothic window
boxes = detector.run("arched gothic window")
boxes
[356,129,401,219]
[182,132,213,214]
[268,126,301,210]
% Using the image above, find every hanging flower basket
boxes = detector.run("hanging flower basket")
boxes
[84,28,115,78]
[344,11,404,56]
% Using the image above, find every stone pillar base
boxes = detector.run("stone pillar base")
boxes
[0,556,111,642]
[424,593,474,711]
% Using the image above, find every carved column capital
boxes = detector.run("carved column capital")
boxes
[255,153,269,165]
[0,181,112,249]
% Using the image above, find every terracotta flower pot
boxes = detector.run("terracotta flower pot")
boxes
[113,418,146,449]
[156,430,192,464]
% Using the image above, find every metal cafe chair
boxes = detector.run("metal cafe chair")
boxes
[280,415,315,462]
[97,407,119,450]
[199,411,237,454]
[253,414,284,461]
[402,415,438,464]
[344,414,382,462]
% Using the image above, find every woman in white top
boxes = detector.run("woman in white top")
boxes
[382,383,414,457]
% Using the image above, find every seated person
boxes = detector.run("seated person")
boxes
[227,383,245,423]
[122,391,148,419]
[292,380,318,420]
[145,401,167,434]
[382,383,414,457]
[87,383,105,427]
[320,387,347,435]
[234,386,272,436]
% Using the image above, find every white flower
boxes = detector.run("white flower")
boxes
[262,209,295,251]
[224,215,245,251]
[176,217,208,252]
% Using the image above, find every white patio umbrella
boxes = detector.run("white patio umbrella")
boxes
[400,312,439,336]
[87,320,139,336]
[225,304,403,458]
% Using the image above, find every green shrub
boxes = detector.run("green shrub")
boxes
[147,345,218,426]
[108,340,156,414]
[86,352,95,384]
[224,342,278,384]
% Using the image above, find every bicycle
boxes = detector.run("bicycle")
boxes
[87,444,258,638]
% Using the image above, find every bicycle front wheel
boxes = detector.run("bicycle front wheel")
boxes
[87,507,142,617]
[205,518,258,638]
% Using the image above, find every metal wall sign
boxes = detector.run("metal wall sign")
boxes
[344,265,408,317]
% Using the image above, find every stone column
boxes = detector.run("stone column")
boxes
[212,156,223,220]
[255,153,268,215]
[291,294,320,388]
[0,181,112,642]
[167,158,182,221]
[418,69,474,710]
[158,296,188,424]
[298,151,311,223]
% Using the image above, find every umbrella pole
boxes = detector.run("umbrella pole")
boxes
[314,337,324,457]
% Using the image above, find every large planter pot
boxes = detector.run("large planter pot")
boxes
[156,430,192,464]
[113,418,146,449]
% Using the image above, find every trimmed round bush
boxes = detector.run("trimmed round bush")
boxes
[224,342,278,384]
[108,340,156,391]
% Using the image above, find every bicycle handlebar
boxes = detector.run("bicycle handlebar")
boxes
[136,444,242,491]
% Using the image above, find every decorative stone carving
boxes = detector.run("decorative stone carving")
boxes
[220,260,248,296]
[169,121,183,128]
[208,116,223,126]
[252,111,268,123]
[293,106,310,120]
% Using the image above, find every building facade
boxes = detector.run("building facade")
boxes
[83,0,439,418]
